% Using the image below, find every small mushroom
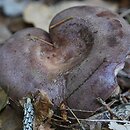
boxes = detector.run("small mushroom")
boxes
[0,6,130,117]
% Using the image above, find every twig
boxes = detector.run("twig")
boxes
[58,104,94,113]
[81,119,130,124]
[28,35,54,47]
[64,108,94,113]
[67,107,86,130]
[51,118,68,123]
[120,9,130,17]
[97,97,122,120]
[53,114,64,119]
[53,114,130,124]
[119,94,129,104]
[122,90,130,97]
[95,99,118,113]
[52,114,71,123]
[53,114,78,121]
[49,17,73,29]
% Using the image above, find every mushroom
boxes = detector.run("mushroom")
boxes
[0,6,130,117]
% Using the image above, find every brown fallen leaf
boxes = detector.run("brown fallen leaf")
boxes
[60,102,68,121]
[34,90,53,125]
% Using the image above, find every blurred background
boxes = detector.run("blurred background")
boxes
[0,0,130,41]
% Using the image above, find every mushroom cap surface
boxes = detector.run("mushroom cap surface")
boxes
[0,6,130,116]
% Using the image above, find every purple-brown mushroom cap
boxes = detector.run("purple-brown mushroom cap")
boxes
[0,6,130,117]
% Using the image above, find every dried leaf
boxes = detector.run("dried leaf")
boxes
[37,124,54,130]
[60,102,68,121]
[34,90,53,125]
[0,87,8,112]
[0,105,22,130]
